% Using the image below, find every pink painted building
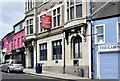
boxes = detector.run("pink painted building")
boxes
[2,19,25,67]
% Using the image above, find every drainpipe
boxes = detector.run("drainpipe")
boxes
[63,32,66,74]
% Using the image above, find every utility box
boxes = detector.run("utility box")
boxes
[78,68,84,77]
[36,63,42,73]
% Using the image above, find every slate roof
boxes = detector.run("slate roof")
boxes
[93,1,120,20]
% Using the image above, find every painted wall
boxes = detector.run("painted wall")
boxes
[2,30,25,52]
[92,17,119,79]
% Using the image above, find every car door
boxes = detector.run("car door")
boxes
[4,61,10,71]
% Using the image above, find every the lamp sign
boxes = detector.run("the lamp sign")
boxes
[42,15,52,29]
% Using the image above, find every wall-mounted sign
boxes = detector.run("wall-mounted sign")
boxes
[42,15,52,29]
[98,44,120,52]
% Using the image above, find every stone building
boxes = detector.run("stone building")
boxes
[24,0,105,78]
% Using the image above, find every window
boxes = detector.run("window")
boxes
[73,36,82,59]
[12,41,13,49]
[26,19,33,35]
[15,39,16,48]
[18,38,20,47]
[22,36,24,46]
[52,40,62,60]
[118,23,120,42]
[95,24,105,44]
[67,0,82,20]
[28,0,32,11]
[39,16,46,32]
[40,43,47,61]
[53,7,61,27]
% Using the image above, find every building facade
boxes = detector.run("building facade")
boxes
[24,0,106,78]
[2,19,25,67]
[91,2,120,79]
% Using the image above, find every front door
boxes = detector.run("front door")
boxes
[31,49,34,68]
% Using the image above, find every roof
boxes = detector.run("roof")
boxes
[93,2,120,20]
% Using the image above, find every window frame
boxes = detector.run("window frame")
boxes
[117,22,120,42]
[95,24,105,44]
[52,7,61,28]
[26,19,33,35]
[52,40,62,60]
[67,0,82,21]
[39,43,47,61]
[27,0,33,11]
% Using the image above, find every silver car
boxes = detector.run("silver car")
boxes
[1,59,24,73]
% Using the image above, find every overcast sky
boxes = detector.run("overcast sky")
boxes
[0,0,25,40]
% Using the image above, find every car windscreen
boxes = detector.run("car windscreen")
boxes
[12,61,22,64]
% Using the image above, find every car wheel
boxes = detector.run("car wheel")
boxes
[7,68,11,73]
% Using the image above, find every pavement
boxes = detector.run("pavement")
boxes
[23,68,89,80]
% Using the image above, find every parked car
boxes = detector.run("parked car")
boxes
[1,59,24,73]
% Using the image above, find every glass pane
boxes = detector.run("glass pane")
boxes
[67,1,69,7]
[97,35,104,42]
[70,7,74,19]
[53,10,56,16]
[27,26,29,34]
[119,23,120,32]
[54,42,56,46]
[27,20,29,25]
[75,43,78,58]
[53,17,56,27]
[41,45,43,50]
[57,15,60,26]
[119,33,120,41]
[70,0,74,5]
[40,23,42,32]
[76,5,82,18]
[97,26,103,34]
[30,19,33,24]
[57,7,60,14]
[40,16,42,21]
[67,9,69,20]
[57,41,60,46]
[76,0,82,4]
[30,25,33,34]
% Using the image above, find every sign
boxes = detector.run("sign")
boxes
[42,15,52,29]
[98,44,120,52]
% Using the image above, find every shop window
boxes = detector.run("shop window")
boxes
[67,0,82,21]
[95,24,105,44]
[73,36,82,59]
[52,40,62,60]
[53,7,61,27]
[40,43,47,61]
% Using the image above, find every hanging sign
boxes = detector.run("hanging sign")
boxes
[42,15,52,29]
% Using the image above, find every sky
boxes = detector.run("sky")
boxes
[0,0,25,40]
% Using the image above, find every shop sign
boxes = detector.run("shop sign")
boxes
[42,15,52,29]
[98,44,120,52]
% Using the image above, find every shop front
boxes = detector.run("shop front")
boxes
[97,44,120,79]
[12,47,25,68]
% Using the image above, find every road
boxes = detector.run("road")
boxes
[0,68,119,81]
[0,68,71,81]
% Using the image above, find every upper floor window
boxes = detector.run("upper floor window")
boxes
[26,19,33,35]
[53,7,61,27]
[39,15,47,32]
[52,40,62,60]
[39,43,47,61]
[118,23,120,42]
[22,36,24,46]
[95,24,105,44]
[67,0,82,20]
[15,22,24,33]
[28,0,32,11]
[18,38,20,47]
[15,39,16,48]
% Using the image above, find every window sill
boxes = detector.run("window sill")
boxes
[95,42,105,45]
[73,58,82,60]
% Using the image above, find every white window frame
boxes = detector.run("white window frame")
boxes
[117,22,120,42]
[38,11,47,33]
[95,24,105,44]
[67,0,82,21]
[26,19,33,35]
[52,6,62,28]
[27,0,33,11]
